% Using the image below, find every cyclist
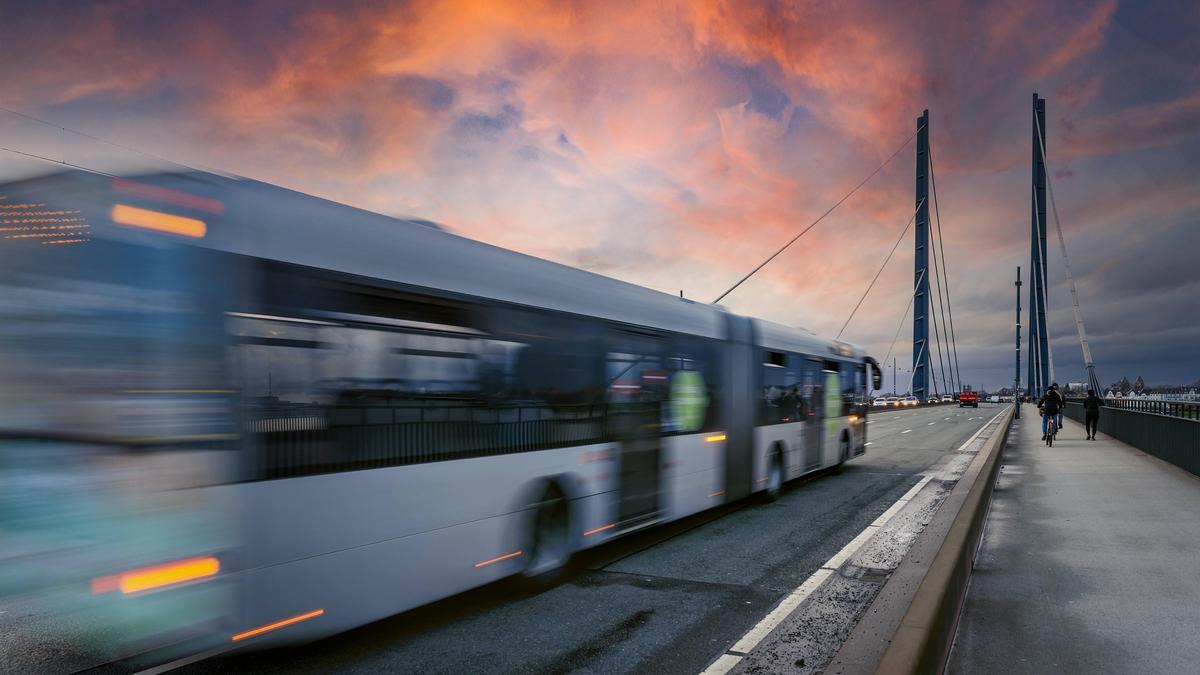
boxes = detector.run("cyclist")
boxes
[1037,383,1065,441]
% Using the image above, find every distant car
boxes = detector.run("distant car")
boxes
[873,398,889,408]
[959,390,979,408]
[941,395,953,403]
[927,397,939,404]
[886,396,900,406]
[989,395,1000,403]
[904,395,919,406]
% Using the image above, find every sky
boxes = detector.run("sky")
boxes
[2,0,1198,390]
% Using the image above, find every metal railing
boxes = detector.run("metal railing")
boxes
[1063,398,1200,477]
[1064,396,1200,420]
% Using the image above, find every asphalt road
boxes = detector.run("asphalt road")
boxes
[184,403,1003,675]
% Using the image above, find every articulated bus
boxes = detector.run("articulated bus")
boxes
[0,170,881,666]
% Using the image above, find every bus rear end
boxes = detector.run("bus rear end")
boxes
[0,172,239,669]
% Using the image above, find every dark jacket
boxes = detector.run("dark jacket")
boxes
[1038,389,1064,414]
[1084,394,1104,415]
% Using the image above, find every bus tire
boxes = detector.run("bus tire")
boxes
[832,433,850,474]
[761,446,784,502]
[519,484,572,590]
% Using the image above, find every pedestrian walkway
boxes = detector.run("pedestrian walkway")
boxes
[947,404,1200,674]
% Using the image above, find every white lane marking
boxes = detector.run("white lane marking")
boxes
[928,422,936,425]
[944,417,950,420]
[699,411,1007,674]
[865,441,873,446]
[870,475,934,528]
[700,654,743,675]
[706,473,938,669]
[901,429,912,434]
[727,568,835,656]
[133,645,233,675]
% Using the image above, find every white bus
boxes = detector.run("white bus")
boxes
[0,170,880,666]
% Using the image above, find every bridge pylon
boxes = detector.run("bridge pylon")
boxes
[912,110,931,400]
[1028,94,1050,399]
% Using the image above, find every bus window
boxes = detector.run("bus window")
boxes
[760,350,801,425]
[668,335,722,433]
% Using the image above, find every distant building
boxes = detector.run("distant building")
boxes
[1112,376,1133,394]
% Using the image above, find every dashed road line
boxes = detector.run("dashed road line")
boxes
[901,429,912,434]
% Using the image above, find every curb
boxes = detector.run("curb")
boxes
[828,404,1015,675]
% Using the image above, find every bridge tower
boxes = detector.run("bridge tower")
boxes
[912,110,931,400]
[1028,94,1050,398]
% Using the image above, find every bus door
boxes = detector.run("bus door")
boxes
[822,361,844,466]
[722,315,756,501]
[803,359,823,471]
[607,333,665,528]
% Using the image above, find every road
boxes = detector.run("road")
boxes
[184,403,1002,675]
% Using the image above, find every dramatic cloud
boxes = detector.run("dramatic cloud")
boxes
[1,0,1197,388]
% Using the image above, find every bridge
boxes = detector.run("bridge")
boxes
[1,87,1198,675]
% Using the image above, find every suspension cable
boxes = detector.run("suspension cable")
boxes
[928,230,951,397]
[879,269,922,378]
[0,143,120,178]
[836,198,924,339]
[927,143,961,392]
[1,106,196,172]
[712,125,924,304]
[1035,120,1101,393]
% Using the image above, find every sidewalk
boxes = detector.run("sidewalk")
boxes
[947,404,1200,674]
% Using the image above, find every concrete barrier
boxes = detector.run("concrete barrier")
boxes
[827,404,1015,675]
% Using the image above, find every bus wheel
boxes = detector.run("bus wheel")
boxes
[762,447,783,502]
[832,435,850,474]
[521,486,571,588]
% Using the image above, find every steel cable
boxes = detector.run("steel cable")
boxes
[836,198,925,339]
[712,125,925,304]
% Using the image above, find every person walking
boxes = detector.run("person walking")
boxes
[1083,388,1104,440]
[1037,383,1065,441]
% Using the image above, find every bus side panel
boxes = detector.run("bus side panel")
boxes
[721,314,756,501]
[662,433,724,520]
[240,443,616,571]
[235,507,528,648]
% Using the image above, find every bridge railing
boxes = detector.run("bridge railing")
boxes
[1064,397,1200,477]
[1065,397,1200,420]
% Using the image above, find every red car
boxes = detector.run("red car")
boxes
[958,390,979,408]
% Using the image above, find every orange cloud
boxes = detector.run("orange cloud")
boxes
[1031,0,1118,77]
[4,0,1198,387]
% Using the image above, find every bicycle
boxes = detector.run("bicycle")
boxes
[1045,413,1057,447]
